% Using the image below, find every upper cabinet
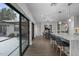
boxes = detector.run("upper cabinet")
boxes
[68,16,79,34]
[74,16,79,27]
[74,16,79,33]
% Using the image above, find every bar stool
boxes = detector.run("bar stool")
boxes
[55,37,69,56]
[50,34,56,48]
[55,37,64,56]
[49,34,53,44]
[61,40,69,55]
[52,35,57,48]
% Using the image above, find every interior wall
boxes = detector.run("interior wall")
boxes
[74,15,79,28]
[34,23,41,37]
[68,16,75,35]
[29,21,32,45]
[34,22,57,37]
[41,22,57,35]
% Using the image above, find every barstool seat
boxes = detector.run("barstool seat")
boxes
[55,36,69,56]
[49,34,56,48]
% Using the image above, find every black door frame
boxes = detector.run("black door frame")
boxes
[32,23,34,40]
[20,15,30,55]
[5,3,30,56]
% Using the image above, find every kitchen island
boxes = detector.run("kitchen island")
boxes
[50,33,79,56]
[51,33,79,40]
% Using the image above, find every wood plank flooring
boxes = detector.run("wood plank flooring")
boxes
[24,36,59,56]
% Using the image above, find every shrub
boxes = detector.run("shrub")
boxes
[8,33,15,37]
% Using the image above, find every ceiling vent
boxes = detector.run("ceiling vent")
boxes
[67,3,72,6]
[58,11,62,13]
[51,3,57,6]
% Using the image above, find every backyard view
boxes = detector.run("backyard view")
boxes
[0,3,20,56]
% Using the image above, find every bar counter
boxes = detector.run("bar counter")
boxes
[51,33,79,40]
[50,33,79,56]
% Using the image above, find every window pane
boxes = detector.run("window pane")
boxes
[21,16,29,53]
[0,3,20,56]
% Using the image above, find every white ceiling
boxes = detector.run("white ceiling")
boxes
[26,3,79,23]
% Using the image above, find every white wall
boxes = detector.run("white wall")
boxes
[68,16,75,35]
[74,15,79,28]
[29,21,32,45]
[41,22,57,35]
[34,22,57,37]
[34,23,41,37]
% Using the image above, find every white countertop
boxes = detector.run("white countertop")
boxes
[51,33,79,40]
[51,33,79,56]
[71,40,79,56]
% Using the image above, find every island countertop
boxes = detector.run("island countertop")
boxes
[51,33,79,56]
[51,33,79,40]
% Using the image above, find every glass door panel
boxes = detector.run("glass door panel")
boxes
[21,16,29,55]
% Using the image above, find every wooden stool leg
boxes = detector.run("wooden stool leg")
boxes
[50,38,52,44]
[60,46,64,56]
[51,40,55,48]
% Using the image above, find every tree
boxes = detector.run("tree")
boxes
[0,8,16,20]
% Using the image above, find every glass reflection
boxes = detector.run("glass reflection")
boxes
[0,3,20,56]
[21,16,29,53]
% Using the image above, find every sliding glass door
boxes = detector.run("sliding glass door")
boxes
[0,3,20,56]
[20,16,29,55]
[0,3,29,56]
[32,23,34,40]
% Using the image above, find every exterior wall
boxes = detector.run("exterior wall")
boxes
[6,24,15,36]
[6,24,19,36]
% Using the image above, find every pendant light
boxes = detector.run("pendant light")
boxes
[67,3,72,22]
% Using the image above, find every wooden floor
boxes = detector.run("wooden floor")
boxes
[24,36,59,56]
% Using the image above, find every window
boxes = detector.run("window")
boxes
[0,3,29,56]
[20,16,29,55]
[0,3,20,56]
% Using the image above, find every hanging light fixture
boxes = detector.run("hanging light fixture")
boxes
[67,3,72,22]
[69,19,71,22]
[59,21,62,24]
[58,10,62,21]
